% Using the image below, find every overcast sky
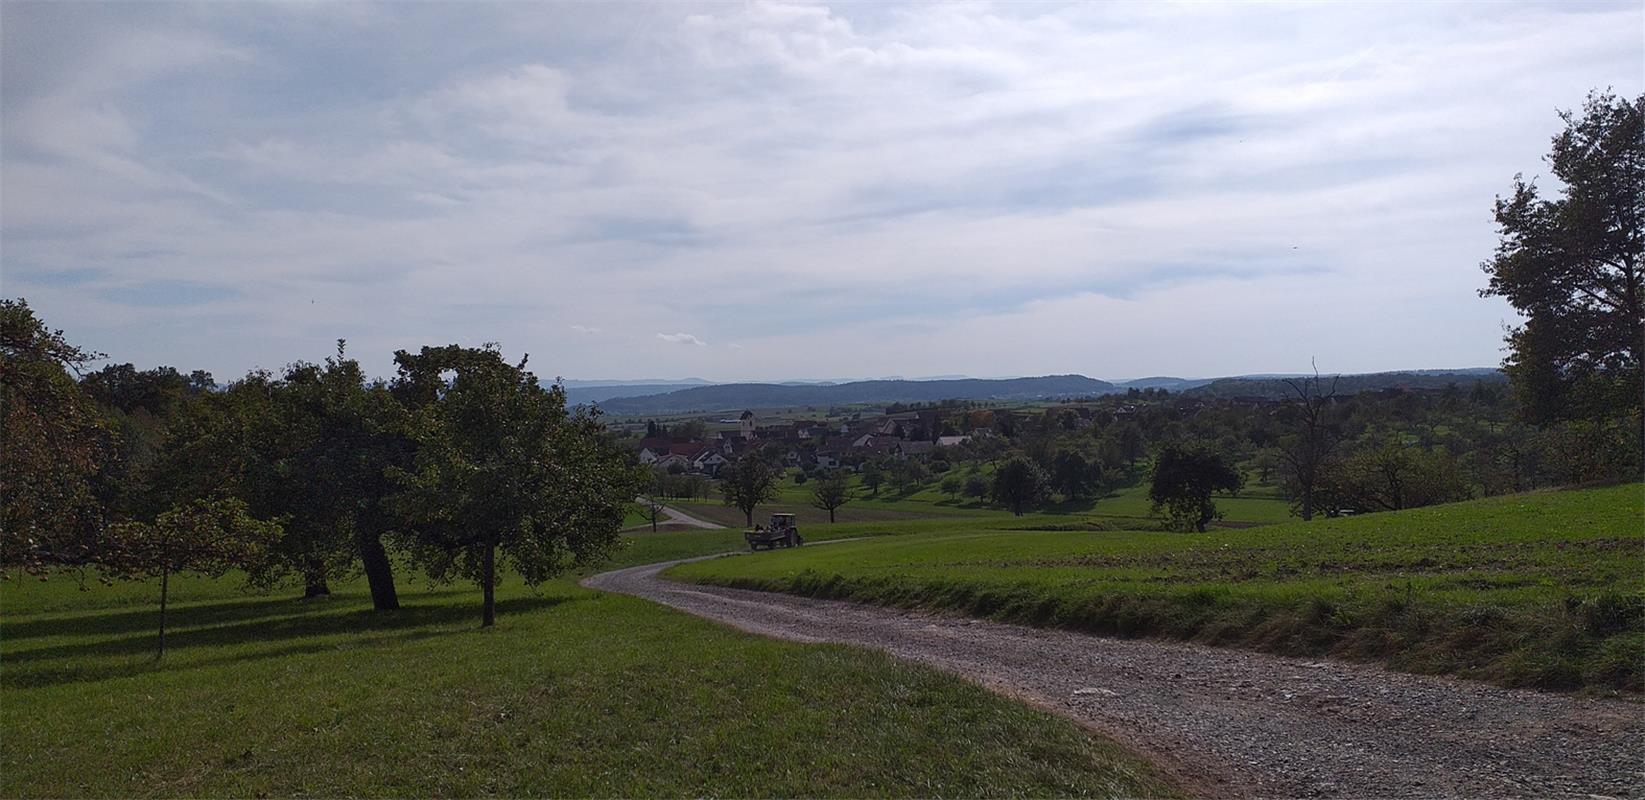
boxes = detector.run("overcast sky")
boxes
[3,2,1641,382]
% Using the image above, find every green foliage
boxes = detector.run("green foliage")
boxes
[1480,91,1644,453]
[391,345,638,626]
[963,473,990,500]
[676,484,1645,693]
[719,454,781,526]
[1317,441,1471,513]
[887,457,929,495]
[990,457,1048,516]
[1149,444,1243,532]
[1050,450,1101,501]
[98,498,280,657]
[860,459,885,495]
[99,498,280,582]
[0,299,110,572]
[808,470,852,522]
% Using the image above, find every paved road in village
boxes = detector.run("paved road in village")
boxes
[584,557,1645,799]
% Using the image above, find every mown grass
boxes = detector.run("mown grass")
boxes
[1,532,1180,798]
[673,484,1645,694]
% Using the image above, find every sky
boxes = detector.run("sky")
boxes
[3,2,1641,383]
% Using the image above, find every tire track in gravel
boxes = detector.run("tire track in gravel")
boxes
[583,557,1645,799]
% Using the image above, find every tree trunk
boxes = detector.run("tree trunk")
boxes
[829,507,835,523]
[302,556,331,598]
[1299,482,1314,522]
[359,534,399,611]
[744,508,753,526]
[156,567,169,660]
[481,541,496,628]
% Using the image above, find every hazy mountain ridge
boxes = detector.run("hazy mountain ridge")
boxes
[594,375,1118,414]
[575,369,1506,415]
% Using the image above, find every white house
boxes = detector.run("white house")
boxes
[692,450,729,476]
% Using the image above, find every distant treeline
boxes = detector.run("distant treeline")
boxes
[589,371,1509,415]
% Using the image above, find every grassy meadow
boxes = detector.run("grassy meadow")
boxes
[673,484,1645,693]
[669,468,1295,529]
[0,529,1181,798]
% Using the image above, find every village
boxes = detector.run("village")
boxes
[630,409,973,477]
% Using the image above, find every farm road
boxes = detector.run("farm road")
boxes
[629,498,725,530]
[583,558,1645,799]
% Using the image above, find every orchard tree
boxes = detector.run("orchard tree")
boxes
[641,475,667,532]
[1277,367,1341,521]
[1318,442,1471,513]
[245,344,410,608]
[100,498,279,657]
[860,459,885,496]
[1050,450,1099,501]
[1149,444,1243,532]
[1480,91,1644,458]
[720,453,780,526]
[888,458,928,495]
[809,470,852,522]
[939,475,963,502]
[990,457,1048,516]
[1,299,110,574]
[392,345,637,627]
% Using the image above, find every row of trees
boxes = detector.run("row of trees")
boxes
[2,301,640,652]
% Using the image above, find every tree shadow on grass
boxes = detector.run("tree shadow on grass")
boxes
[0,584,490,642]
[3,595,571,690]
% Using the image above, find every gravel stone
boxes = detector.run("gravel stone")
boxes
[585,558,1645,799]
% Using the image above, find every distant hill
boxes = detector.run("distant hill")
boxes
[1111,376,1213,392]
[594,375,1119,415]
[562,382,713,406]
[1185,369,1506,399]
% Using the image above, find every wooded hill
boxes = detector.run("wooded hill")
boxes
[593,375,1118,414]
[1184,369,1506,399]
[583,370,1506,415]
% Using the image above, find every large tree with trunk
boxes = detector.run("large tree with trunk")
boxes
[1149,444,1243,533]
[391,345,636,627]
[1480,91,1644,462]
[241,344,408,608]
[990,456,1048,516]
[809,470,852,522]
[720,453,780,526]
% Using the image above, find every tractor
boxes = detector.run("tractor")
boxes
[744,512,803,551]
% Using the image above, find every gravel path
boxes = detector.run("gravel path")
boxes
[584,558,1645,799]
[628,498,726,530]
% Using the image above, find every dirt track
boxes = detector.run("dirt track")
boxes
[584,558,1645,799]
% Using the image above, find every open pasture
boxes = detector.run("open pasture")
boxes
[0,531,1179,798]
[673,484,1645,692]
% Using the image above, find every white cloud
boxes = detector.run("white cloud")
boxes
[657,332,707,346]
[1,2,1638,380]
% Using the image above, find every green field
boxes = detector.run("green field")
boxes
[671,469,1294,529]
[1,531,1179,798]
[674,484,1645,693]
